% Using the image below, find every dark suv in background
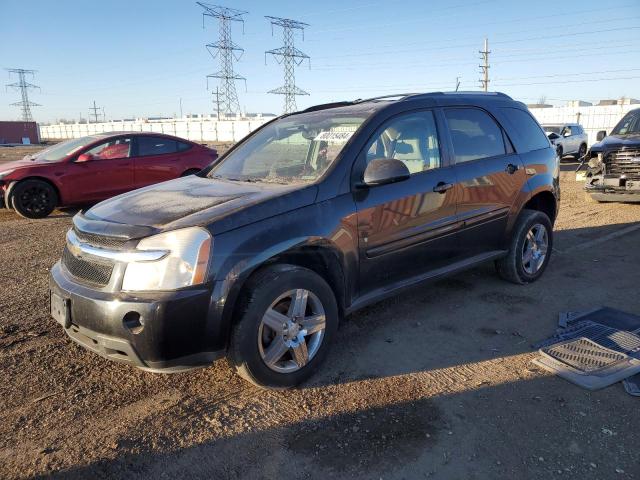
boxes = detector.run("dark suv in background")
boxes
[50,92,559,388]
[584,108,640,202]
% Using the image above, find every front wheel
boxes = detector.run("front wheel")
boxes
[576,143,587,160]
[229,265,339,389]
[11,179,58,219]
[496,209,553,284]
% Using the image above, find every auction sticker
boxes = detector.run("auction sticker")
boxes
[314,130,355,143]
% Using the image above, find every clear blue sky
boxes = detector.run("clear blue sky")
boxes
[1,0,639,122]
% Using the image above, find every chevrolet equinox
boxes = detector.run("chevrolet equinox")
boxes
[50,92,560,388]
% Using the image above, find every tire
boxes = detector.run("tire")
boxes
[575,143,587,161]
[11,179,58,219]
[556,145,563,159]
[229,264,339,389]
[495,209,553,285]
[180,169,200,177]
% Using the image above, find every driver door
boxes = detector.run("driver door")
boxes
[353,110,461,298]
[65,137,134,203]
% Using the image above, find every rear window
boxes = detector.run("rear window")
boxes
[501,108,550,153]
[445,108,506,163]
[137,136,178,156]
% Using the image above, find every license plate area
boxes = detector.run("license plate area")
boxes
[51,292,71,328]
[626,181,640,191]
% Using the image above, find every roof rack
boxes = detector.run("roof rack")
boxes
[299,101,356,113]
[401,91,512,101]
[353,93,423,103]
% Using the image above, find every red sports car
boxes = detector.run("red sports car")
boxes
[0,132,218,218]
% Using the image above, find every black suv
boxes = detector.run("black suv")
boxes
[584,108,640,202]
[50,92,559,388]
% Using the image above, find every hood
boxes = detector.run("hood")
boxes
[84,175,318,235]
[0,158,50,173]
[591,133,640,152]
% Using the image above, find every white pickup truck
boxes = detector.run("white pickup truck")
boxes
[542,123,588,160]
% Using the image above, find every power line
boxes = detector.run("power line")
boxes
[265,16,310,114]
[198,2,247,116]
[5,68,41,122]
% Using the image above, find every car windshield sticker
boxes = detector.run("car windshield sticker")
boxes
[314,127,356,143]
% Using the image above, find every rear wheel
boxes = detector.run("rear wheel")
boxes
[496,209,553,284]
[11,179,58,219]
[229,264,338,389]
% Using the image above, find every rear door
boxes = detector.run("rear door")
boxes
[132,135,182,188]
[64,136,134,203]
[353,109,461,297]
[443,107,527,256]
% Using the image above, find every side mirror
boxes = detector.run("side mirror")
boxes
[596,130,607,142]
[361,158,410,187]
[76,153,93,163]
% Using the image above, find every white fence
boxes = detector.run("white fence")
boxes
[38,118,273,143]
[529,104,638,146]
[38,103,639,148]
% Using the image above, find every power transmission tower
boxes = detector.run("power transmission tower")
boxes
[198,2,247,117]
[265,16,310,114]
[5,68,40,122]
[89,100,102,123]
[479,38,490,92]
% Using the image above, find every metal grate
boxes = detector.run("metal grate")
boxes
[62,246,113,286]
[73,227,128,250]
[542,338,627,373]
[606,149,640,178]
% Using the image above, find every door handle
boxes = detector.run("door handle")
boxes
[433,182,454,193]
[505,163,519,174]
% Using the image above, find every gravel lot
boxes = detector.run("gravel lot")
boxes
[1,147,639,479]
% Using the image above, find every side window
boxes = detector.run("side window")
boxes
[177,141,192,152]
[365,111,441,174]
[500,107,550,153]
[444,108,505,163]
[137,136,178,156]
[84,137,132,160]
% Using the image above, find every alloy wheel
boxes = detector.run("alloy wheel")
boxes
[522,223,548,275]
[257,289,326,373]
[19,186,52,215]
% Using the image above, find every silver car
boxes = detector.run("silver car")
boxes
[542,123,588,160]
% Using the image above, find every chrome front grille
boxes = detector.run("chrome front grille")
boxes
[72,226,128,250]
[62,246,114,286]
[606,149,640,178]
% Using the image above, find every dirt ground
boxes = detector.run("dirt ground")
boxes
[1,147,639,480]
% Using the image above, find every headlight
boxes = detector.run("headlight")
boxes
[122,227,211,291]
[0,170,15,179]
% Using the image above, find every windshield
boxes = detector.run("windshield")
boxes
[32,136,100,162]
[209,109,369,184]
[611,110,640,135]
[542,125,562,134]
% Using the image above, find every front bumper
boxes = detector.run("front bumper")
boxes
[49,261,224,372]
[585,176,640,203]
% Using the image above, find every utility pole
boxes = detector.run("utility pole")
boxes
[198,2,247,117]
[5,68,40,122]
[214,86,221,118]
[265,16,310,114]
[479,38,490,92]
[89,101,101,123]
[455,76,461,92]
